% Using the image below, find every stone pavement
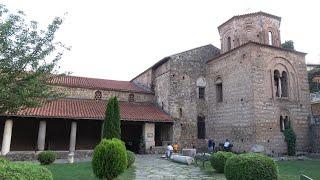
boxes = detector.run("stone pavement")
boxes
[134,155,214,180]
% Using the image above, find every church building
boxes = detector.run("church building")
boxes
[0,12,311,158]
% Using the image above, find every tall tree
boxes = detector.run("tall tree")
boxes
[102,97,121,139]
[0,4,68,114]
[281,40,295,50]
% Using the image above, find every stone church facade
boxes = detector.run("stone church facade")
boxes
[0,12,311,157]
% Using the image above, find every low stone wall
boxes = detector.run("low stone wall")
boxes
[310,124,320,153]
[2,150,94,161]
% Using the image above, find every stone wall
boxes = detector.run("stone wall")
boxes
[206,43,310,155]
[167,45,220,150]
[251,44,310,155]
[206,45,256,153]
[310,124,320,153]
[131,69,153,91]
[3,150,93,161]
[53,86,154,103]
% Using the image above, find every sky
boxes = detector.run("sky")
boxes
[2,0,320,81]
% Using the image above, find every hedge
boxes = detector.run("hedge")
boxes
[37,151,57,165]
[225,153,278,180]
[126,150,135,168]
[210,151,235,173]
[92,138,127,179]
[0,162,53,180]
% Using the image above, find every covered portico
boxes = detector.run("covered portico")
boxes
[0,98,172,155]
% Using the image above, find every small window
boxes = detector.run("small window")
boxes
[280,115,290,132]
[198,87,205,99]
[128,93,135,102]
[216,83,223,103]
[227,37,231,50]
[94,91,102,100]
[197,116,205,139]
[179,108,182,118]
[274,70,280,97]
[280,116,284,132]
[268,31,273,45]
[281,71,288,97]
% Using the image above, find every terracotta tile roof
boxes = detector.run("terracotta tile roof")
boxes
[49,75,152,94]
[10,98,172,122]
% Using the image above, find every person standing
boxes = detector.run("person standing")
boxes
[208,139,215,153]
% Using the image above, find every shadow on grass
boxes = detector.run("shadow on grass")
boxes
[196,161,226,180]
[46,162,135,180]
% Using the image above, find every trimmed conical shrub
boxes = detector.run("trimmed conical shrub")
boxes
[102,97,121,139]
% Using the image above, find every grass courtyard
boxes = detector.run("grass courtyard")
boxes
[45,159,320,180]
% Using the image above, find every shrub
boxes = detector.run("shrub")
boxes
[0,162,53,180]
[0,157,9,165]
[126,150,135,168]
[284,123,296,156]
[102,97,121,139]
[92,138,127,179]
[37,151,57,165]
[225,153,278,180]
[210,151,235,173]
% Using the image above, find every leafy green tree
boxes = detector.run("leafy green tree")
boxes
[0,4,68,114]
[102,97,121,139]
[308,68,320,93]
[281,40,295,50]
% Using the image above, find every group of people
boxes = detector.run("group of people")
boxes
[164,139,232,159]
[208,138,232,152]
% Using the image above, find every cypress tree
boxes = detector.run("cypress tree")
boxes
[102,97,121,139]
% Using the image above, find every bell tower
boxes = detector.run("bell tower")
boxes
[218,12,281,53]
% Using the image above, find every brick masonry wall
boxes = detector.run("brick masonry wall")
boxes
[131,69,153,91]
[251,44,310,155]
[206,43,311,155]
[206,45,256,153]
[53,86,154,103]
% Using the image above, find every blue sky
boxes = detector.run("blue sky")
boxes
[3,0,320,80]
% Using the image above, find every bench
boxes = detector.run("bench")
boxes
[194,153,211,167]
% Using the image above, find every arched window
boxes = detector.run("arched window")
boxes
[197,115,205,139]
[281,71,288,97]
[215,77,223,103]
[280,115,290,132]
[274,70,280,97]
[274,70,289,98]
[227,37,231,50]
[128,93,135,102]
[94,91,102,100]
[268,31,273,45]
[196,77,206,99]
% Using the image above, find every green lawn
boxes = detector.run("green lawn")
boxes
[46,162,135,180]
[46,159,320,180]
[277,159,320,180]
[198,159,320,180]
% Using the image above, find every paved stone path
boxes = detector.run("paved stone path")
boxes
[134,155,215,180]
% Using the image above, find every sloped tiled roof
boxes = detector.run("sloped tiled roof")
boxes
[10,98,172,122]
[49,75,152,94]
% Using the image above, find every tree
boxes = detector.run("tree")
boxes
[102,97,121,139]
[308,68,320,93]
[281,40,295,50]
[0,4,68,114]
